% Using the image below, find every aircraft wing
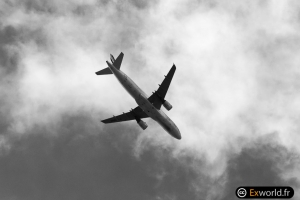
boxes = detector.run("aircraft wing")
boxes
[101,106,149,123]
[148,64,176,110]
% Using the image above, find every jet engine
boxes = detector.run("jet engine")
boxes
[137,119,148,130]
[110,54,115,63]
[163,100,172,111]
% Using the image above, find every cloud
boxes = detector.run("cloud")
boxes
[0,113,200,200]
[219,133,300,200]
[0,0,300,199]
[0,25,20,75]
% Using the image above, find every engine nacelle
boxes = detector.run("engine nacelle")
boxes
[110,54,115,63]
[163,100,172,111]
[137,119,148,130]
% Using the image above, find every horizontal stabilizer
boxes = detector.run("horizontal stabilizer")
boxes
[95,67,112,75]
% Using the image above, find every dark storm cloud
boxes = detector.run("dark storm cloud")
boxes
[20,0,153,14]
[0,25,20,75]
[0,106,11,135]
[0,113,198,200]
[0,92,14,135]
[0,24,47,136]
[0,25,21,136]
[220,134,300,200]
[22,0,56,13]
[12,0,153,59]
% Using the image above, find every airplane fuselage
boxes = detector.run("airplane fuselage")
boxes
[106,61,181,139]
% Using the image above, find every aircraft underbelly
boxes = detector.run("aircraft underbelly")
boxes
[119,74,147,100]
[119,74,160,121]
[135,94,173,131]
[135,93,157,119]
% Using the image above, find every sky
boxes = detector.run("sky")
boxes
[0,0,300,199]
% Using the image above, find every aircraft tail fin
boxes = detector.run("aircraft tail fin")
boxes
[95,52,124,75]
[95,67,112,75]
[112,52,124,70]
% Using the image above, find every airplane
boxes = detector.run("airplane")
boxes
[96,52,181,140]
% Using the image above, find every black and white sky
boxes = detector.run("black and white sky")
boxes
[0,0,300,199]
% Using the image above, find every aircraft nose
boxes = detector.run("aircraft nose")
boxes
[173,128,181,140]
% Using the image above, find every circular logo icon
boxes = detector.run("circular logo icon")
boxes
[237,188,247,198]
